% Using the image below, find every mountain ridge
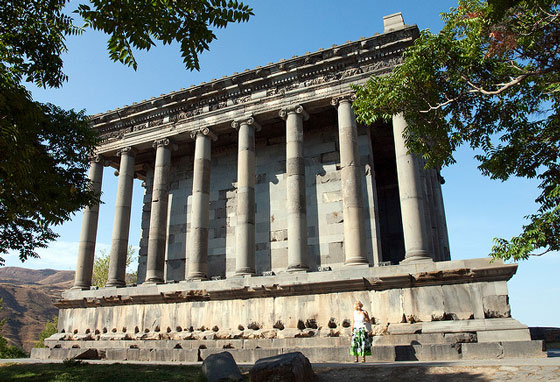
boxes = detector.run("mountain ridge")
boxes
[0,267,74,352]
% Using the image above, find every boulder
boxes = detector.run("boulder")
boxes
[249,352,314,382]
[202,351,244,382]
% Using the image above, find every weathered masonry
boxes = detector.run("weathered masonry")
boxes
[33,14,546,362]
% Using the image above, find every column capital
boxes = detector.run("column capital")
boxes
[279,104,309,121]
[190,127,218,141]
[117,146,138,157]
[331,93,356,107]
[231,115,262,131]
[88,154,107,166]
[152,137,171,149]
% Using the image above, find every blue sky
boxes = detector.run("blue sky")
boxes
[5,1,558,327]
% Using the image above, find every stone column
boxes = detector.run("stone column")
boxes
[232,116,261,276]
[106,146,137,287]
[332,95,368,265]
[73,155,104,290]
[432,169,451,260]
[280,105,309,272]
[392,113,432,262]
[187,128,217,280]
[145,139,172,284]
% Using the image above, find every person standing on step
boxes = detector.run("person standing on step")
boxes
[350,300,372,363]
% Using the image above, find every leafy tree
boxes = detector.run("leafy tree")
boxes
[92,246,137,288]
[353,0,560,261]
[0,299,28,358]
[34,316,59,349]
[0,0,253,265]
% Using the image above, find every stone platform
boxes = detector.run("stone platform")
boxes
[33,258,547,361]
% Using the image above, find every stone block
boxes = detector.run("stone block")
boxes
[106,348,128,360]
[461,342,504,360]
[317,171,340,184]
[372,289,405,324]
[292,346,351,363]
[412,343,462,361]
[441,283,482,320]
[373,333,445,346]
[320,151,339,163]
[327,242,344,262]
[477,329,531,343]
[326,212,343,224]
[202,348,281,364]
[322,191,342,203]
[306,141,336,157]
[249,352,314,382]
[327,222,344,236]
[270,229,288,242]
[30,348,50,360]
[402,285,445,323]
[483,295,511,318]
[502,340,546,358]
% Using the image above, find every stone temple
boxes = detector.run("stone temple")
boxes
[33,13,546,362]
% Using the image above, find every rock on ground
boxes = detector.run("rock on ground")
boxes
[202,351,244,382]
[249,351,315,382]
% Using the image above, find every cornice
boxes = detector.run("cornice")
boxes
[91,25,419,149]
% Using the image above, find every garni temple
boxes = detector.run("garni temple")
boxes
[32,13,546,362]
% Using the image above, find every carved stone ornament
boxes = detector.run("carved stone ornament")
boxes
[117,146,138,157]
[189,127,218,141]
[152,138,171,149]
[331,93,357,107]
[279,104,310,121]
[231,115,262,131]
[88,154,106,165]
[148,119,164,128]
[94,29,415,144]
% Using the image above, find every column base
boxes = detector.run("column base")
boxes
[287,265,309,273]
[186,272,208,281]
[234,268,255,277]
[105,280,126,288]
[344,258,370,266]
[144,278,165,285]
[71,284,90,291]
[400,253,433,264]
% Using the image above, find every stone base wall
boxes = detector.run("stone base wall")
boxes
[57,280,512,339]
[40,258,546,361]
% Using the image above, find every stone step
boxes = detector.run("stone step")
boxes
[32,340,546,363]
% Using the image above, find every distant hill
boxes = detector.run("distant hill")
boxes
[0,267,74,352]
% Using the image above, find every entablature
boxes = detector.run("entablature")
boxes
[91,24,419,157]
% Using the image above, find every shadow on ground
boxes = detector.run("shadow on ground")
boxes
[315,365,490,382]
[0,361,204,382]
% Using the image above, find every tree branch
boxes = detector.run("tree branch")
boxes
[529,247,553,257]
[420,67,554,113]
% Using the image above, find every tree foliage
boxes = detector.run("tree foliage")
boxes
[353,0,560,261]
[34,316,59,349]
[92,246,137,288]
[0,75,99,265]
[0,0,253,264]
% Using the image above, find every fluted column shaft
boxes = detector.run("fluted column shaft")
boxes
[392,113,432,262]
[73,156,104,290]
[107,147,137,287]
[280,105,309,272]
[333,95,368,265]
[145,139,172,283]
[232,116,261,276]
[187,128,216,280]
